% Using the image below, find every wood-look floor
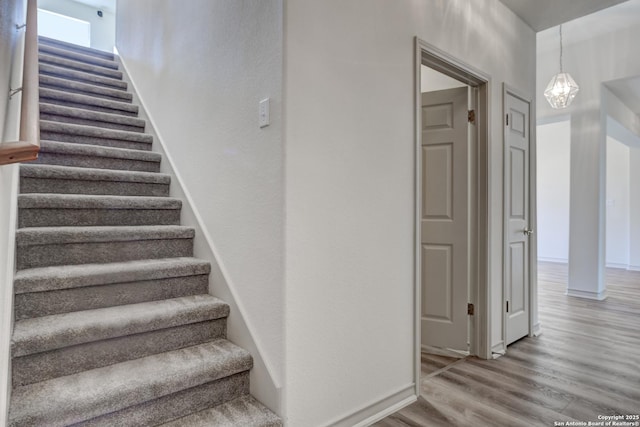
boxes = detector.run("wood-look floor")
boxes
[374,262,640,427]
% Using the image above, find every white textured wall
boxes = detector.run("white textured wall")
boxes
[0,0,24,423]
[536,120,637,269]
[630,148,640,270]
[284,1,535,425]
[538,14,640,297]
[115,0,284,411]
[537,120,571,263]
[38,0,115,52]
[605,137,630,268]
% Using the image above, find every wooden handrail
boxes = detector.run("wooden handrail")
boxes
[0,0,39,166]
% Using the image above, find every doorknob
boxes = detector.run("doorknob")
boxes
[523,228,533,236]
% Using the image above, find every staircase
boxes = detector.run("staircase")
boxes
[7,36,281,427]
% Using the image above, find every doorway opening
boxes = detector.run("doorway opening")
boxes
[414,38,491,395]
[37,8,91,47]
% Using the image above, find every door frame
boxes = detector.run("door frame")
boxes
[501,84,539,354]
[414,37,492,395]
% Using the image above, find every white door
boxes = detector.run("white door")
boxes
[420,87,469,352]
[505,92,531,345]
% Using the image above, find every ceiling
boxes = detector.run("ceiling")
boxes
[71,0,116,14]
[607,76,640,115]
[499,0,629,31]
[537,0,640,53]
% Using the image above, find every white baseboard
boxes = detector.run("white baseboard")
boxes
[627,265,640,272]
[606,262,629,269]
[537,257,568,264]
[532,322,542,337]
[421,344,468,359]
[491,341,505,359]
[322,385,416,427]
[566,288,607,301]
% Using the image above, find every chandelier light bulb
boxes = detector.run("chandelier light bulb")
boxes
[544,72,580,109]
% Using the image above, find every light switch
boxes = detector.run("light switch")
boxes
[259,98,270,128]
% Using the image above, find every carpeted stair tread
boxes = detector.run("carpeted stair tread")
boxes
[70,373,249,427]
[9,339,252,427]
[160,395,282,427]
[18,193,182,227]
[14,257,210,294]
[20,164,170,196]
[40,74,132,102]
[16,224,194,246]
[12,319,226,386]
[40,120,151,150]
[11,294,228,356]
[40,87,139,116]
[37,140,160,164]
[34,140,160,172]
[39,44,120,70]
[20,164,169,184]
[40,62,127,90]
[40,103,145,131]
[38,36,115,60]
[39,53,123,79]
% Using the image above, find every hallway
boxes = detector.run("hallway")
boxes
[375,262,640,426]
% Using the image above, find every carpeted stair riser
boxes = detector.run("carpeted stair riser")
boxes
[14,318,226,386]
[14,257,212,293]
[14,258,212,318]
[40,121,151,151]
[18,194,181,227]
[20,166,170,196]
[16,229,194,269]
[15,273,209,320]
[19,205,180,227]
[34,141,161,172]
[40,103,145,133]
[9,339,253,427]
[39,36,115,61]
[161,395,283,427]
[39,44,120,70]
[20,175,170,197]
[41,87,139,117]
[40,74,132,102]
[78,373,249,427]
[14,275,208,320]
[40,63,127,91]
[39,53,123,79]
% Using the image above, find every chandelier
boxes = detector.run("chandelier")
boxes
[544,24,579,109]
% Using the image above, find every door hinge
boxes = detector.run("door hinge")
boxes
[467,303,475,316]
[505,113,509,126]
[506,301,509,313]
[468,109,476,124]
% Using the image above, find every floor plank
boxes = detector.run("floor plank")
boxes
[374,262,640,426]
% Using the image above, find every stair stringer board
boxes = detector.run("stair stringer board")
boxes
[114,54,282,417]
[0,164,19,427]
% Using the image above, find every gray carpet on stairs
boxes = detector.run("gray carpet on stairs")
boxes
[7,36,281,426]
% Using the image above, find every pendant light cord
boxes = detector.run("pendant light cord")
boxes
[559,24,564,73]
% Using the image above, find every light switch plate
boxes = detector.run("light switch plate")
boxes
[259,98,270,128]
